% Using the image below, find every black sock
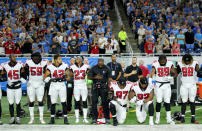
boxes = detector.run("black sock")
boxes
[61,102,67,116]
[16,103,21,117]
[51,104,56,116]
[181,103,186,116]
[9,104,14,117]
[148,103,154,116]
[164,102,171,112]
[190,102,195,116]
[156,102,161,112]
[109,102,116,117]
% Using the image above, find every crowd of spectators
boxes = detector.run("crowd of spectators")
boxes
[0,0,120,55]
[124,0,201,55]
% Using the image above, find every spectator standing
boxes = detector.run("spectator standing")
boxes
[90,39,99,54]
[50,37,61,54]
[124,57,142,82]
[144,38,154,54]
[111,35,119,54]
[98,33,107,54]
[3,36,15,54]
[185,27,195,49]
[172,39,180,55]
[194,29,201,50]
[177,29,185,49]
[32,38,44,54]
[118,26,128,53]
[139,60,150,78]
[88,58,112,124]
[0,37,5,55]
[163,38,172,54]
[107,54,122,81]
[68,38,79,54]
[137,25,146,46]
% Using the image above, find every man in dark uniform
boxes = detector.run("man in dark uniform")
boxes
[88,58,112,124]
[124,57,143,82]
[107,54,122,81]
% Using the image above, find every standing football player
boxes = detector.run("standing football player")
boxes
[151,55,176,124]
[1,54,26,124]
[24,52,48,124]
[43,54,69,124]
[176,54,200,124]
[129,77,155,125]
[108,77,133,126]
[69,56,90,123]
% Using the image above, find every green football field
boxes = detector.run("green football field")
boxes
[1,96,202,125]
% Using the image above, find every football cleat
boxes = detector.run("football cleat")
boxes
[40,119,46,124]
[191,117,199,124]
[9,118,15,124]
[15,118,21,125]
[64,117,69,124]
[83,119,89,123]
[48,117,55,124]
[113,118,118,126]
[155,119,160,124]
[167,120,175,125]
[105,119,110,124]
[28,118,34,124]
[75,118,79,123]
[91,119,96,124]
[178,117,185,124]
[0,119,3,125]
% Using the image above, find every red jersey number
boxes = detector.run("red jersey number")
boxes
[30,67,42,76]
[137,93,150,100]
[8,70,19,80]
[157,67,169,77]
[74,70,85,80]
[182,67,193,77]
[53,70,64,78]
[116,91,128,99]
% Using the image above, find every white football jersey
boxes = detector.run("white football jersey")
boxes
[70,64,89,85]
[1,62,24,86]
[0,65,2,70]
[26,59,48,82]
[152,60,173,82]
[178,61,199,84]
[110,81,133,105]
[132,82,154,101]
[47,62,68,81]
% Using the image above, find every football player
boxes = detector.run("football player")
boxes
[43,54,70,124]
[24,52,48,124]
[108,77,133,126]
[176,54,200,124]
[1,54,26,124]
[151,55,176,124]
[69,56,90,123]
[129,77,154,125]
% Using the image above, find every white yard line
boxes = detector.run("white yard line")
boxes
[185,107,202,113]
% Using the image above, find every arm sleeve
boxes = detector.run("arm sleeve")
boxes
[176,63,181,74]
[88,67,94,77]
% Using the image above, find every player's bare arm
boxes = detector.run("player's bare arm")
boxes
[144,89,154,103]
[43,69,51,81]
[170,65,177,78]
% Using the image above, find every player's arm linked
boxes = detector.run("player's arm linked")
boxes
[144,89,154,103]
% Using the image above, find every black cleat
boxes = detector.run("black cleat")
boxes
[15,118,21,125]
[0,119,3,125]
[178,117,185,124]
[64,117,69,124]
[113,118,118,126]
[48,117,55,124]
[105,119,110,124]
[191,117,199,124]
[91,119,96,124]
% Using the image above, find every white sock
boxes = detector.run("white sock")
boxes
[166,111,171,121]
[16,117,20,120]
[39,106,44,120]
[75,109,79,119]
[29,107,34,120]
[83,108,88,119]
[51,115,55,118]
[156,112,160,120]
[149,116,153,122]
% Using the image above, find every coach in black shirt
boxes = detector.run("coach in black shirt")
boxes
[88,58,112,124]
[107,54,122,81]
[124,57,143,82]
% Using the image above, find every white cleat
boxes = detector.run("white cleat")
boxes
[167,120,175,125]
[149,121,154,126]
[155,119,160,124]
[83,119,89,123]
[75,118,79,123]
[40,119,46,124]
[28,119,34,124]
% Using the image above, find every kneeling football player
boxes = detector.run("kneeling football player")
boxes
[108,77,133,126]
[129,77,155,125]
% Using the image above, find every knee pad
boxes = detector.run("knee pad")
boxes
[182,98,188,103]
[156,102,161,112]
[75,101,80,109]
[148,103,154,116]
[29,102,34,107]
[38,101,44,106]
[156,98,162,103]
[164,102,170,111]
[189,97,195,103]
[83,101,87,108]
